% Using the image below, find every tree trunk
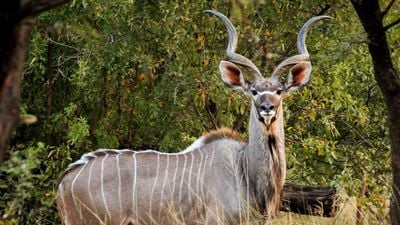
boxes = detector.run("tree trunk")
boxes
[0,4,33,163]
[350,0,400,224]
[282,183,339,217]
[0,0,69,163]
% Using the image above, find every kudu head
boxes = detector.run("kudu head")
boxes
[205,10,330,126]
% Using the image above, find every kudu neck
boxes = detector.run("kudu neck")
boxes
[248,103,285,148]
[244,102,286,216]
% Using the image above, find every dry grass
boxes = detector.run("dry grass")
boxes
[270,196,390,225]
[163,195,390,225]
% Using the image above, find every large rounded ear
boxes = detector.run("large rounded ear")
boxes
[285,62,312,91]
[219,60,246,91]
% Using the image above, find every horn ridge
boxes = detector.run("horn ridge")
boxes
[297,15,332,55]
[205,9,263,78]
[272,15,331,78]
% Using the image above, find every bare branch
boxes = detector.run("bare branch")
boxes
[49,39,81,52]
[21,0,70,17]
[384,17,400,31]
[205,97,220,129]
[381,0,396,17]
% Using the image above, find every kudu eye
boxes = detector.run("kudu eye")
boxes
[251,89,258,96]
[276,89,283,95]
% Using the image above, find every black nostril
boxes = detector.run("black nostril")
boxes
[260,105,267,111]
[261,104,274,111]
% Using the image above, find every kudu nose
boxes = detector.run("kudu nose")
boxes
[260,103,275,111]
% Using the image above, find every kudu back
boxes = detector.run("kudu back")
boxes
[56,10,330,225]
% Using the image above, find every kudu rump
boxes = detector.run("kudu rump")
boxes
[56,10,330,225]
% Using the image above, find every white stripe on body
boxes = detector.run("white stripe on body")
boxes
[65,142,214,222]
[132,152,138,223]
[87,156,98,215]
[159,154,169,218]
[58,183,70,225]
[187,152,194,202]
[116,153,123,219]
[201,152,209,201]
[172,155,179,196]
[196,150,204,196]
[208,149,216,172]
[100,154,111,221]
[71,162,88,222]
[179,154,187,203]
[149,154,160,214]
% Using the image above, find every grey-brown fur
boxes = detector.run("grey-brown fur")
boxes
[56,105,284,225]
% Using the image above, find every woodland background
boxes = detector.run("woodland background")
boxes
[0,0,399,224]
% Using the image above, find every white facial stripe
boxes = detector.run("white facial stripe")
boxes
[251,87,279,97]
[258,90,276,95]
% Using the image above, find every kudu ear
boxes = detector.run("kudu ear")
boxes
[285,62,312,92]
[219,60,247,91]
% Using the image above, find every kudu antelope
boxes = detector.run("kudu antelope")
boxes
[56,10,330,225]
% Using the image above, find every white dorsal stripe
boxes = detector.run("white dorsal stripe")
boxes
[67,139,209,170]
[68,153,95,168]
[181,137,205,153]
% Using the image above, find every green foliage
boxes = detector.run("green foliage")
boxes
[0,0,398,224]
[0,143,69,224]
